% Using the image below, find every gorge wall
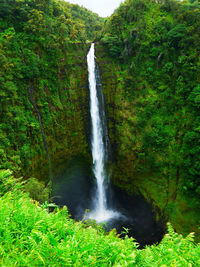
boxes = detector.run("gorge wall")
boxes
[95,42,200,241]
[94,0,200,241]
[1,43,91,180]
[0,0,101,181]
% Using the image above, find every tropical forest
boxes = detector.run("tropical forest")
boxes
[0,0,200,265]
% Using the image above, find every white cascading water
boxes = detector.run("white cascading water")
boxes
[86,43,120,223]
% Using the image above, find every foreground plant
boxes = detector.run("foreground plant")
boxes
[0,170,199,266]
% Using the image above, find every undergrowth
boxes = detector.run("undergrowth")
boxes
[0,170,199,266]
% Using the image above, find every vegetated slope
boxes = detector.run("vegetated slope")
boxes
[70,4,104,41]
[97,0,200,238]
[0,169,200,266]
[0,0,104,180]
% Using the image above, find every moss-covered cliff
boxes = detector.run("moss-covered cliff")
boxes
[0,40,91,180]
[0,0,99,181]
[30,43,91,179]
[94,0,200,241]
[96,36,200,240]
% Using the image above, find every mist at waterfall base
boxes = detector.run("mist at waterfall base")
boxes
[52,44,164,247]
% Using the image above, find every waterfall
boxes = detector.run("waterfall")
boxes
[86,43,119,223]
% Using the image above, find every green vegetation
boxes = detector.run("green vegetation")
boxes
[70,4,104,41]
[1,0,200,264]
[96,0,200,239]
[0,0,104,179]
[0,169,200,266]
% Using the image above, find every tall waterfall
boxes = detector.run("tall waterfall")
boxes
[86,43,119,223]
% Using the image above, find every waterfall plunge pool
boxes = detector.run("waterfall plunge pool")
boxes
[52,157,165,248]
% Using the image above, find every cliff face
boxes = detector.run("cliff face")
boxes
[0,0,104,181]
[97,0,200,240]
[0,43,91,180]
[95,44,141,193]
[33,44,91,179]
[95,44,139,189]
[95,43,200,241]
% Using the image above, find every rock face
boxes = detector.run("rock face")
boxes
[95,44,137,192]
[32,44,92,180]
[95,44,200,241]
[0,43,91,181]
[0,0,105,181]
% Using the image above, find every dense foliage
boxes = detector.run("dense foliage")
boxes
[0,0,103,179]
[98,0,200,236]
[103,0,200,196]
[0,169,200,266]
[70,4,104,41]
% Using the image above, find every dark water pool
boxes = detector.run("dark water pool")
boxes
[52,158,165,248]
